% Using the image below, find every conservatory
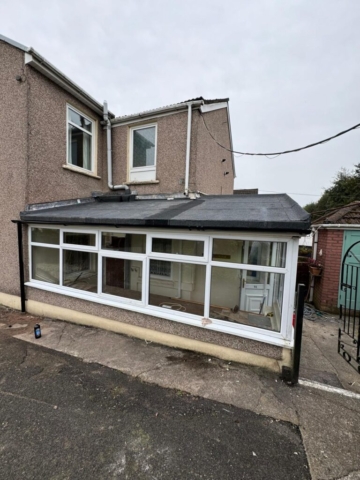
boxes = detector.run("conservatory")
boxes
[18,194,310,363]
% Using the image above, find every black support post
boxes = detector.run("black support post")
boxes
[291,284,306,385]
[16,221,26,313]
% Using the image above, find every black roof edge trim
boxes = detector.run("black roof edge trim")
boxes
[14,219,311,235]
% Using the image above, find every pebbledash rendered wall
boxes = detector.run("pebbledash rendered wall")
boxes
[0,40,107,299]
[0,42,28,296]
[192,107,234,195]
[313,229,344,312]
[25,67,107,204]
[111,108,234,196]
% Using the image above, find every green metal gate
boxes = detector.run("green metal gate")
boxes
[339,233,360,373]
[338,231,360,309]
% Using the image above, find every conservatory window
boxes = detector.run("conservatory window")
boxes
[102,258,143,301]
[63,250,98,293]
[209,266,284,332]
[28,227,294,345]
[149,261,206,316]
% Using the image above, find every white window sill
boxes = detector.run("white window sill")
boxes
[125,180,160,185]
[25,280,292,348]
[63,164,101,179]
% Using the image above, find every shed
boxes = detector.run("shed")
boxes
[311,201,360,312]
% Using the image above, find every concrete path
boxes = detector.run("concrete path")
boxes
[0,333,309,480]
[1,306,360,479]
[300,314,360,394]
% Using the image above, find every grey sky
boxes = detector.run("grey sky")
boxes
[1,0,360,206]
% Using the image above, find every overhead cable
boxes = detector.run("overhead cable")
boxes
[200,113,360,157]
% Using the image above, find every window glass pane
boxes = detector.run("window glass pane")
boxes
[209,266,284,332]
[150,260,171,277]
[133,126,155,167]
[102,258,142,301]
[69,108,92,132]
[63,250,97,293]
[149,261,206,316]
[212,239,244,263]
[212,239,286,267]
[64,232,96,247]
[32,246,59,284]
[101,233,146,253]
[31,228,59,245]
[152,238,204,257]
[68,124,92,170]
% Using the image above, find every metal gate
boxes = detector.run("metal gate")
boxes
[339,241,360,373]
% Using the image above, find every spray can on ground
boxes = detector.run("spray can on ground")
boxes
[34,324,41,339]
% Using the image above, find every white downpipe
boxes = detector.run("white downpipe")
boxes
[103,101,129,191]
[312,228,319,262]
[184,103,192,196]
[309,228,319,302]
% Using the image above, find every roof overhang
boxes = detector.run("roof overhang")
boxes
[24,52,112,117]
[112,100,204,126]
[0,34,113,118]
[19,194,311,233]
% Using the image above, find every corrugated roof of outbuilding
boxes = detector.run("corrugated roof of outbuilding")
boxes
[312,201,360,225]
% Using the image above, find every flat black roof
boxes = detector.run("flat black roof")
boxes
[20,194,311,232]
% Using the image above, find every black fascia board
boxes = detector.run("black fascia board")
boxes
[15,218,311,234]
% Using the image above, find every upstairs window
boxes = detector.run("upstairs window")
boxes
[129,124,157,182]
[67,106,94,172]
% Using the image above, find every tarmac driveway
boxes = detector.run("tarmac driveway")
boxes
[0,332,310,480]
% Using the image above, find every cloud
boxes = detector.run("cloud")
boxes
[1,0,360,205]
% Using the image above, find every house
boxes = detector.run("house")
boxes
[0,34,311,372]
[311,201,360,312]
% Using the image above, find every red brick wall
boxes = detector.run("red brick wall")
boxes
[313,229,343,312]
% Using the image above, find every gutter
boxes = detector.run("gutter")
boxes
[311,224,360,229]
[17,216,311,233]
[0,34,112,117]
[24,50,112,118]
[103,102,129,191]
[112,100,203,126]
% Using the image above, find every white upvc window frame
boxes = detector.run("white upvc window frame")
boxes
[27,226,299,348]
[66,104,96,175]
[61,229,98,250]
[99,229,147,306]
[129,123,157,182]
[148,233,208,280]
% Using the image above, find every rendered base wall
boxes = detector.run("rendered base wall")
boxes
[0,289,290,372]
